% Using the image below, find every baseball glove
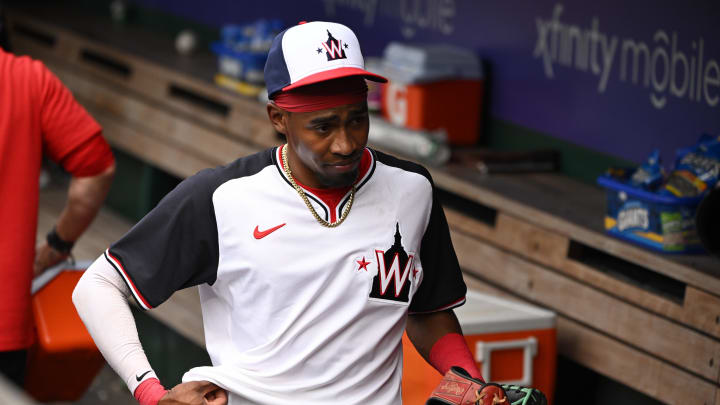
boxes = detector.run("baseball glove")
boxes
[426,367,508,405]
[426,367,547,405]
[500,384,547,405]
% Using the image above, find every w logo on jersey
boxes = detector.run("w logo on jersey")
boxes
[322,29,347,61]
[369,223,414,303]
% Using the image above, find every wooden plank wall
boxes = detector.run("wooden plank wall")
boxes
[12,9,720,405]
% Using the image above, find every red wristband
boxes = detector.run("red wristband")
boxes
[428,333,484,381]
[133,378,167,405]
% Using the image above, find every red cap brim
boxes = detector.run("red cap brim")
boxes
[282,67,387,92]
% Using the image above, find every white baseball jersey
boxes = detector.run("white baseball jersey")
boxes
[105,146,466,404]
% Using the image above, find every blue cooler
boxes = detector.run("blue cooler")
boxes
[211,20,283,85]
[211,41,268,84]
[597,174,705,253]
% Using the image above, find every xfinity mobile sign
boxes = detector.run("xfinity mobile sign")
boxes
[534,4,718,111]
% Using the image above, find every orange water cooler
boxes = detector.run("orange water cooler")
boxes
[381,79,484,146]
[379,42,484,146]
[402,290,557,404]
[25,265,105,402]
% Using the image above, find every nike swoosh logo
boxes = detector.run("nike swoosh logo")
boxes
[136,370,152,382]
[253,223,286,239]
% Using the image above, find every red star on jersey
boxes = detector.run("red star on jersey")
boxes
[357,257,370,271]
[413,267,419,279]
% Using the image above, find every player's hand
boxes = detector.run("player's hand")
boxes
[33,242,68,276]
[158,380,228,405]
[426,367,508,405]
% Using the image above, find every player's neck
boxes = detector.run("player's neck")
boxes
[281,146,371,205]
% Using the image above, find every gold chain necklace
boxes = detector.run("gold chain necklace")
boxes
[282,145,355,228]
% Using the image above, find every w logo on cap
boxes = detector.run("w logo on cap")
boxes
[322,30,347,61]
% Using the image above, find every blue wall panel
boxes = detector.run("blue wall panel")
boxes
[135,0,720,165]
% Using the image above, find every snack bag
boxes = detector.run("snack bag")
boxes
[662,134,720,197]
[630,149,664,190]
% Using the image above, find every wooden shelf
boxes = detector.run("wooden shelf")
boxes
[433,166,720,293]
[7,6,277,156]
[8,3,219,85]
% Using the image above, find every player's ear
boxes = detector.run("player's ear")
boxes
[267,102,288,135]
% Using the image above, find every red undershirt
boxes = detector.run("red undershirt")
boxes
[280,146,371,223]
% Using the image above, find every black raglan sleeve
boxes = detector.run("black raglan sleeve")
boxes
[409,181,467,314]
[105,168,221,309]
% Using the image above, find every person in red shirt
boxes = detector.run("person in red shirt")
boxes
[0,43,116,387]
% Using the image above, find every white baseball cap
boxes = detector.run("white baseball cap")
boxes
[264,21,387,98]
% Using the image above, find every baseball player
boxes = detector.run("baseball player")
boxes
[73,21,503,405]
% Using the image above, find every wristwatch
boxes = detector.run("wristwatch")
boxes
[46,227,74,254]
